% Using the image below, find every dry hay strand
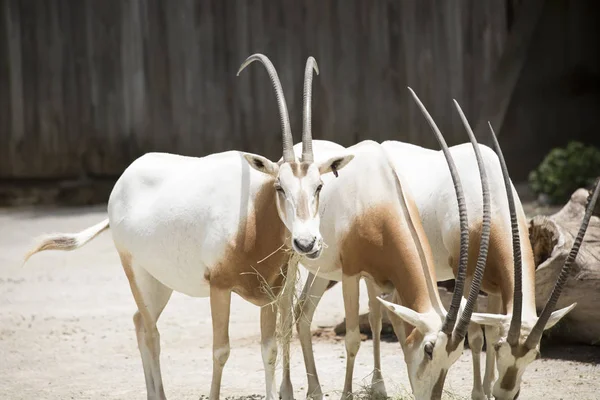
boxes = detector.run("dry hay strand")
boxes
[240,244,303,369]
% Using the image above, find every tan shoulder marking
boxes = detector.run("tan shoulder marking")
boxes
[210,180,290,306]
[340,203,433,313]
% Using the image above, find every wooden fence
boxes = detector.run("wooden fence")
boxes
[0,0,510,180]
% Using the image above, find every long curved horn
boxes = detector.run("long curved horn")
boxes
[237,54,295,162]
[452,100,492,342]
[408,88,469,336]
[525,178,600,348]
[302,57,319,163]
[488,123,523,346]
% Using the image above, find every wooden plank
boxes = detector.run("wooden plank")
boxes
[0,0,513,179]
[473,0,546,140]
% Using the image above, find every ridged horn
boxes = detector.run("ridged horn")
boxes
[408,87,469,336]
[488,123,523,346]
[452,100,491,343]
[237,54,295,162]
[302,57,319,163]
[525,177,600,348]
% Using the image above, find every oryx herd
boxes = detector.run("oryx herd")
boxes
[23,54,600,400]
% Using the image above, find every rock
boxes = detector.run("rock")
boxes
[529,188,600,345]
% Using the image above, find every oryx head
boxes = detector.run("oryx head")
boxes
[466,124,600,400]
[238,54,353,259]
[377,88,495,399]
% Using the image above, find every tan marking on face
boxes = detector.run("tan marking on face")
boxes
[295,191,311,220]
[209,180,290,306]
[340,203,434,320]
[288,162,310,178]
[286,161,316,220]
[511,343,531,358]
[500,365,519,391]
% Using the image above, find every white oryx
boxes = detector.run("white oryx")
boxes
[315,93,600,399]
[22,54,355,400]
[293,84,495,400]
[382,105,600,399]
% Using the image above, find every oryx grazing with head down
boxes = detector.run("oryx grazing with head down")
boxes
[381,97,600,399]
[22,54,355,400]
[292,85,496,400]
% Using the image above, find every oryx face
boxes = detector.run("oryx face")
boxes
[471,304,575,400]
[244,154,354,259]
[379,298,465,400]
[238,53,354,260]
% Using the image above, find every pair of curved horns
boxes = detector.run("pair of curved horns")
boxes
[409,88,491,345]
[237,54,318,163]
[487,121,599,348]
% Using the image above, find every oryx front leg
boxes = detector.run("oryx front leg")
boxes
[468,319,486,400]
[120,252,173,400]
[483,295,502,399]
[261,304,279,400]
[278,277,295,400]
[209,287,232,400]
[296,273,329,400]
[366,281,387,397]
[342,274,361,399]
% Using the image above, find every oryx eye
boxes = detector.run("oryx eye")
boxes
[315,184,323,194]
[274,183,285,194]
[424,342,434,360]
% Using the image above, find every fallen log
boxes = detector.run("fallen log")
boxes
[529,188,600,345]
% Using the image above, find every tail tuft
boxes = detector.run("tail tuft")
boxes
[23,218,110,266]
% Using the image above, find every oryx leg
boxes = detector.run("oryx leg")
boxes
[467,302,486,400]
[483,295,502,399]
[278,262,297,400]
[120,252,173,400]
[296,273,330,400]
[209,286,232,400]
[342,274,361,399]
[366,280,387,397]
[261,304,279,400]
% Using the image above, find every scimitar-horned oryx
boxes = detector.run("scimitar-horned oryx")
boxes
[23,54,354,400]
[291,86,495,400]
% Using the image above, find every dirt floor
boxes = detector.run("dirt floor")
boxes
[1,206,599,399]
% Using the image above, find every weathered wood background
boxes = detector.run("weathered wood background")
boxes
[0,0,510,179]
[0,0,598,184]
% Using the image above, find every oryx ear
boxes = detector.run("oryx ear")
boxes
[543,303,576,330]
[243,153,279,177]
[318,154,354,177]
[469,312,507,327]
[377,297,428,333]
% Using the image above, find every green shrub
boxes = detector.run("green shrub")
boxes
[529,141,600,204]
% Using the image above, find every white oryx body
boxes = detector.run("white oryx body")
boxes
[23,55,354,400]
[293,90,497,400]
[382,141,534,290]
[109,151,282,298]
[382,139,578,400]
[381,140,535,399]
[295,139,448,400]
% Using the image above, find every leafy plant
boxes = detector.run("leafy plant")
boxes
[529,141,600,204]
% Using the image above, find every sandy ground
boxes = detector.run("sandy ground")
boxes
[1,206,599,400]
